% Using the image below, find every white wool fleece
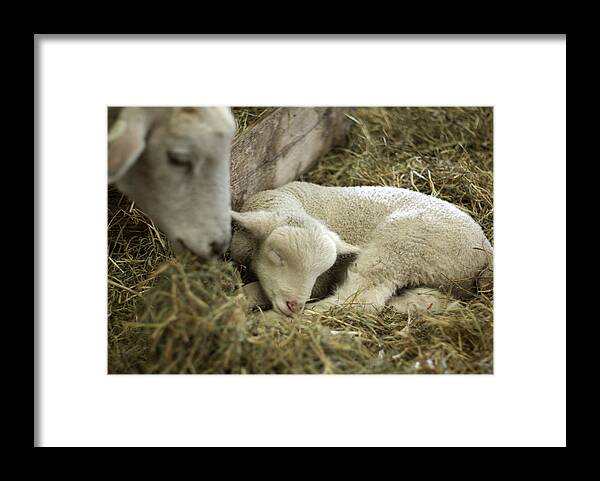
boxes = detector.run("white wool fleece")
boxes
[230,181,493,316]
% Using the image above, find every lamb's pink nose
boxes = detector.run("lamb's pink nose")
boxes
[286,300,301,314]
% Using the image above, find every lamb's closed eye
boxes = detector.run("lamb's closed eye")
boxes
[267,250,284,266]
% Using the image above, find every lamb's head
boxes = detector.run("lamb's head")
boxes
[108,107,236,259]
[231,210,360,316]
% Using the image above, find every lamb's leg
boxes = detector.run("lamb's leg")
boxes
[306,238,418,314]
[306,269,397,313]
[237,281,270,308]
[386,288,460,314]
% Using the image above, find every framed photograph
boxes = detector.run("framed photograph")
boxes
[35,34,566,447]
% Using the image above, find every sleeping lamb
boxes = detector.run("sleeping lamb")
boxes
[230,181,493,317]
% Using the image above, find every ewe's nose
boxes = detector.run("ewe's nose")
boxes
[210,240,228,257]
[175,238,229,260]
[286,300,304,314]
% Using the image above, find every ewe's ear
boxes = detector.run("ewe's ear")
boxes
[327,230,361,256]
[231,210,282,240]
[108,114,147,183]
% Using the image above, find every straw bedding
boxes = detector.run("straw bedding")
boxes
[107,106,493,374]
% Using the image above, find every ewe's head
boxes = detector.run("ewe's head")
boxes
[108,107,236,259]
[231,210,360,317]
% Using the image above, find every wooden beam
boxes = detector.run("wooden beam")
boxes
[230,107,354,210]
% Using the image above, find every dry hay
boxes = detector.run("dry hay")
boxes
[108,107,493,374]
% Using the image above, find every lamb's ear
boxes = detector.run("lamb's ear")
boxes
[108,114,147,183]
[327,230,361,256]
[231,210,282,240]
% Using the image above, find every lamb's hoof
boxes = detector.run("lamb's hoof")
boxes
[304,300,336,316]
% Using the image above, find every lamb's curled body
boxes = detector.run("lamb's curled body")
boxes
[230,181,493,316]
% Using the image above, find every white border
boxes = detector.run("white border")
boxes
[36,36,566,447]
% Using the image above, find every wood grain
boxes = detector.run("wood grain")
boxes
[230,107,353,210]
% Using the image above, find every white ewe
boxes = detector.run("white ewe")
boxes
[230,181,493,317]
[108,107,236,259]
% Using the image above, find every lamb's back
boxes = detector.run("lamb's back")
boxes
[279,182,483,247]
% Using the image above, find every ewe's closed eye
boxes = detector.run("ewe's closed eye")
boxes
[167,151,193,170]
